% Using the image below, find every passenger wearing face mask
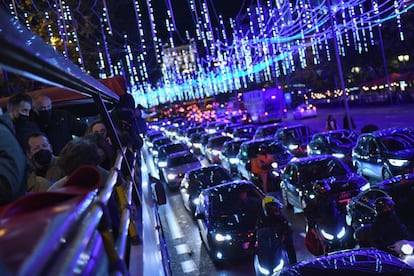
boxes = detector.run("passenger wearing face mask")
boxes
[6,93,40,150]
[25,132,64,192]
[31,94,87,155]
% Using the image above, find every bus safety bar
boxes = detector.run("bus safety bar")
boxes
[44,150,139,275]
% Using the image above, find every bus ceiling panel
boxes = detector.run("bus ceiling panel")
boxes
[0,9,119,102]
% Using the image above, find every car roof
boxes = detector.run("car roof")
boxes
[288,154,339,165]
[201,179,261,195]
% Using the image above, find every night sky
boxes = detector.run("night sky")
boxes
[110,0,250,46]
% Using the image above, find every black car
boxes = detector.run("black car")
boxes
[231,124,258,140]
[352,127,414,181]
[280,155,370,213]
[205,135,232,164]
[150,136,173,157]
[253,122,284,140]
[236,138,293,192]
[180,164,232,215]
[346,173,414,232]
[236,138,275,181]
[219,138,249,174]
[195,181,265,263]
[307,129,358,168]
[155,142,190,167]
[280,248,414,276]
[274,124,313,157]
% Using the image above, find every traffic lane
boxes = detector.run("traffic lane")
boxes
[283,103,414,133]
[146,148,256,275]
[158,185,256,275]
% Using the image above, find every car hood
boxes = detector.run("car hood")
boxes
[320,174,367,191]
[384,148,414,159]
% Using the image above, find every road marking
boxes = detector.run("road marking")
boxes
[181,260,197,274]
[165,200,184,239]
[175,244,190,255]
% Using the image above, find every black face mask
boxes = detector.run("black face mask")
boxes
[33,149,52,166]
[37,109,52,125]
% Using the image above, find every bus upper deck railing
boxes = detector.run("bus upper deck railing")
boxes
[0,9,172,276]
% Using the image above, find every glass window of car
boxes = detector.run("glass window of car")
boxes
[378,136,414,152]
[299,158,348,184]
[356,136,370,155]
[368,138,380,154]
[169,153,199,167]
[210,186,262,215]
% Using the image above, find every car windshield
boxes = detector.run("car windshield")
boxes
[225,141,243,155]
[190,168,231,190]
[162,144,187,155]
[327,132,356,146]
[169,154,199,166]
[210,185,262,215]
[284,126,310,139]
[268,143,291,157]
[378,135,414,151]
[209,136,231,147]
[299,158,348,183]
[262,126,279,136]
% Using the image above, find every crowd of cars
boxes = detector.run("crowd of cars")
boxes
[145,112,414,272]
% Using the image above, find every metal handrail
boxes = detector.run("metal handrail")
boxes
[0,10,144,276]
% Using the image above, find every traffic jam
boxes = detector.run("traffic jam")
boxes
[145,99,414,275]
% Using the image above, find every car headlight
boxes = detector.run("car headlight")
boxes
[158,161,167,168]
[273,259,285,273]
[288,144,299,150]
[192,197,200,205]
[320,229,334,240]
[229,158,239,164]
[360,182,370,191]
[215,233,232,242]
[192,143,202,148]
[337,227,346,239]
[401,243,414,255]
[332,153,345,158]
[167,173,177,180]
[389,159,409,167]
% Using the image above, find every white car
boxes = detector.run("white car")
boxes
[159,151,202,190]
[293,104,317,120]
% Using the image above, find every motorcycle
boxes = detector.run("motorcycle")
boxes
[254,227,290,276]
[305,206,355,255]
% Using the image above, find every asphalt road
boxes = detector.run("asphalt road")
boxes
[144,102,414,275]
[284,102,414,133]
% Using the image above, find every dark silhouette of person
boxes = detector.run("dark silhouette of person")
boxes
[6,93,40,150]
[0,111,28,205]
[31,94,87,155]
[325,114,337,131]
[343,112,356,130]
[256,196,297,264]
[355,196,413,255]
